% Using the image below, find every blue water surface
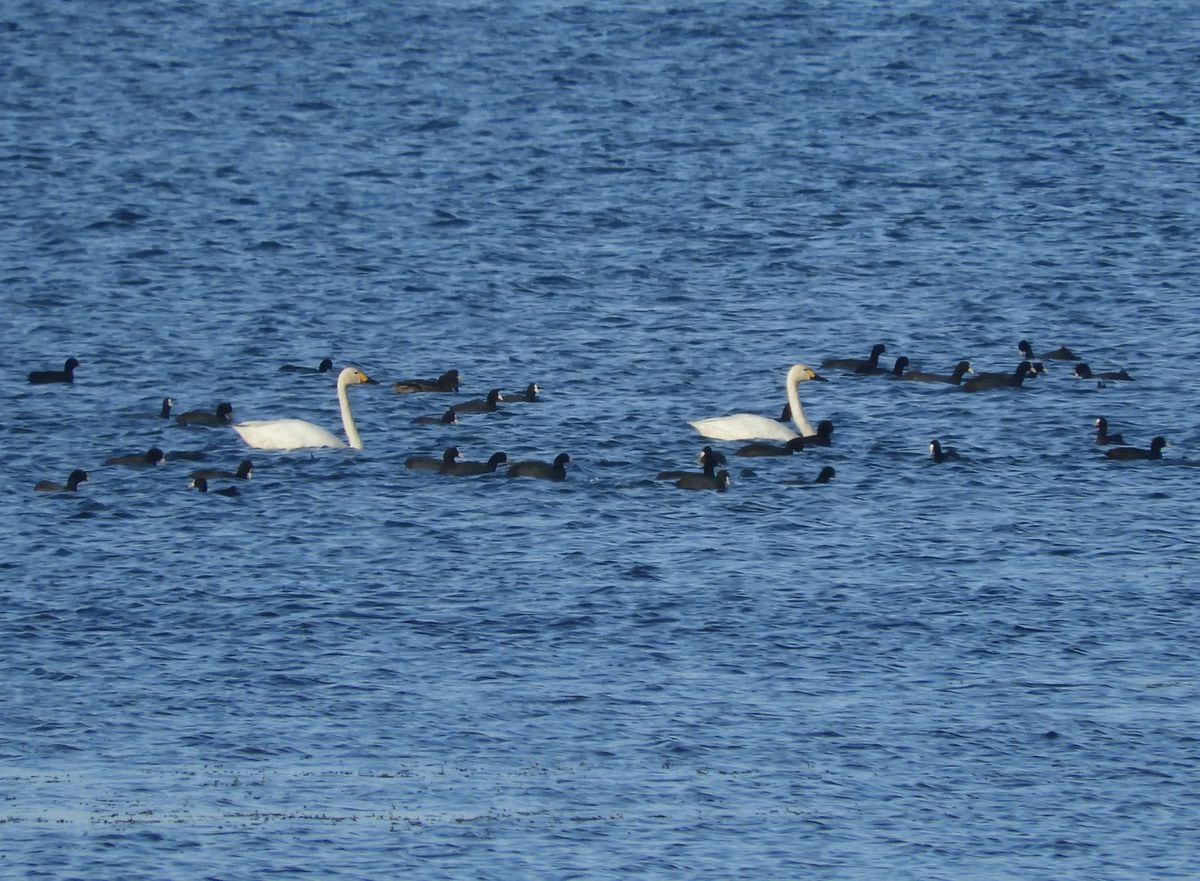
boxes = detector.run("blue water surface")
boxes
[3,1,1199,879]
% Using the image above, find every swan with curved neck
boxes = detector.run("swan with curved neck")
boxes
[689,364,823,442]
[234,367,373,450]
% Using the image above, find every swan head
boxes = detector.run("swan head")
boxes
[786,364,825,384]
[339,367,374,386]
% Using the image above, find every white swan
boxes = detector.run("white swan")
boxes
[234,367,373,450]
[689,364,823,441]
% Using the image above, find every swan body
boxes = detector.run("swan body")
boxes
[234,367,373,450]
[689,364,822,441]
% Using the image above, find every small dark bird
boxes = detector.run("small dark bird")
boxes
[1105,436,1168,461]
[105,447,166,467]
[822,343,886,372]
[446,451,508,476]
[393,369,460,394]
[675,469,731,491]
[783,466,837,486]
[807,419,835,447]
[508,452,570,481]
[1074,363,1132,381]
[929,439,962,463]
[166,450,207,461]
[412,407,459,425]
[656,446,726,480]
[28,357,79,384]
[159,397,173,418]
[406,447,461,472]
[963,361,1033,392]
[175,402,233,426]
[899,360,974,384]
[190,460,253,481]
[190,477,239,497]
[736,437,806,457]
[1019,340,1080,361]
[35,469,89,492]
[279,358,334,374]
[1094,418,1126,445]
[506,382,540,402]
[452,388,503,414]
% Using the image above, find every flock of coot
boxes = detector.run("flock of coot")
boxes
[27,338,1165,497]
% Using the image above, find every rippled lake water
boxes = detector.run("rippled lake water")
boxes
[4,1,1199,878]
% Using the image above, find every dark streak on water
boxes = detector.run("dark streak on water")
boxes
[3,1,1200,879]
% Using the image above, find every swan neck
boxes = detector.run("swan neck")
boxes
[337,374,363,449]
[786,370,816,437]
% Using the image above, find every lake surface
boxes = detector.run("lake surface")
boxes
[3,1,1199,878]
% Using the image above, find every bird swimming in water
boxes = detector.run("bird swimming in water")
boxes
[1105,436,1168,460]
[175,402,234,426]
[393,369,460,394]
[35,469,89,492]
[28,357,79,384]
[508,452,570,481]
[279,358,334,374]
